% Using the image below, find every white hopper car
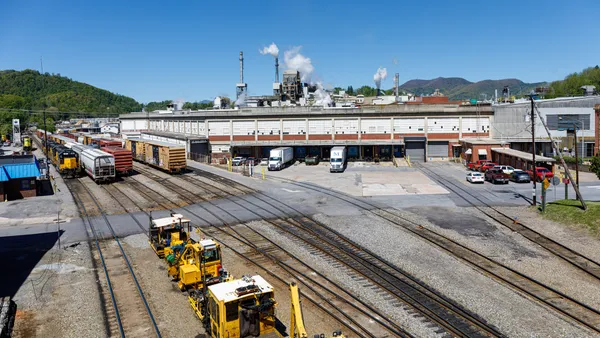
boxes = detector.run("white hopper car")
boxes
[67,143,116,182]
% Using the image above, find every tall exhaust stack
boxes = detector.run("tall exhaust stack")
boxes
[394,73,399,102]
[236,51,248,100]
[275,57,279,83]
[239,51,244,83]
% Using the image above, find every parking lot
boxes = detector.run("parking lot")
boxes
[250,159,600,207]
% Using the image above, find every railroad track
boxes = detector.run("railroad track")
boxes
[112,164,394,337]
[135,164,506,337]
[259,172,600,334]
[415,162,600,281]
[66,179,161,338]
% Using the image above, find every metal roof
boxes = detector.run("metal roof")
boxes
[1,162,41,180]
[0,168,8,182]
[209,275,273,303]
[491,148,556,163]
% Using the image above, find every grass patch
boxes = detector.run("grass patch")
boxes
[542,199,600,234]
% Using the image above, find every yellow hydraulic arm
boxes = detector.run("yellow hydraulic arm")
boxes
[289,282,308,338]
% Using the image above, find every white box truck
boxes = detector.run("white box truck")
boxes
[268,147,293,171]
[330,146,347,173]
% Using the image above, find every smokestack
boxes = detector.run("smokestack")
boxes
[239,51,244,83]
[275,57,279,83]
[394,73,399,102]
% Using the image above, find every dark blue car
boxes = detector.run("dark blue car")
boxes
[510,170,531,183]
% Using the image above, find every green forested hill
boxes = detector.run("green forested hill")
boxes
[546,66,600,98]
[0,69,141,114]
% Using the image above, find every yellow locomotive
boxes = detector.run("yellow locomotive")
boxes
[48,143,79,178]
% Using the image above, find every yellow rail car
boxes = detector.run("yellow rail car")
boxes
[144,140,186,173]
[125,138,146,162]
[49,143,79,178]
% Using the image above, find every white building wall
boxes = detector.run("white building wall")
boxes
[427,118,459,133]
[283,119,306,135]
[233,120,255,135]
[208,121,230,136]
[185,121,191,134]
[198,121,206,136]
[393,118,425,133]
[461,117,490,134]
[308,119,332,134]
[334,119,359,135]
[361,118,391,134]
[257,120,280,135]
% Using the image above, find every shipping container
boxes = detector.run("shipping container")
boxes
[143,140,186,173]
[102,146,133,175]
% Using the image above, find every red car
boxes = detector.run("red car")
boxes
[526,167,554,182]
[479,162,498,172]
[469,159,492,171]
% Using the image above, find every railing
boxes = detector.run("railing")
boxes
[188,152,210,164]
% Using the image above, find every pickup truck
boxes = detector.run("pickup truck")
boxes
[526,167,554,182]
[485,169,510,184]
[469,159,491,171]
[479,162,498,172]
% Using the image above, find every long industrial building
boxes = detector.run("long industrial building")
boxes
[120,103,493,162]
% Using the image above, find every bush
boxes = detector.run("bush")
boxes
[553,156,581,164]
[590,155,600,180]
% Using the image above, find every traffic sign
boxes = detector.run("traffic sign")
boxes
[563,178,570,185]
[543,178,550,190]
[552,177,560,186]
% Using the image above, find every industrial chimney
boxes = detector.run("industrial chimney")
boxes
[394,73,399,102]
[236,51,248,100]
[239,51,244,83]
[275,57,279,83]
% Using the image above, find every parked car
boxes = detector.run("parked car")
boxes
[479,162,498,172]
[231,156,246,166]
[245,157,257,166]
[466,172,485,184]
[470,159,492,171]
[498,165,515,175]
[526,167,554,182]
[260,158,268,166]
[485,169,510,184]
[510,170,531,183]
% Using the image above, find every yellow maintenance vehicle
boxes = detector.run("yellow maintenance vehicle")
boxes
[22,136,32,151]
[149,213,195,258]
[166,237,230,291]
[189,275,345,338]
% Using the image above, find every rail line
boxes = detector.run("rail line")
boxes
[415,162,600,281]
[66,179,162,338]
[114,165,387,337]
[135,164,505,337]
[191,168,600,334]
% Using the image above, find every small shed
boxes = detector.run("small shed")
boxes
[491,148,556,172]
[460,138,507,163]
[0,155,41,201]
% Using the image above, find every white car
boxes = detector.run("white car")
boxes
[466,172,485,183]
[498,165,515,175]
[231,156,246,166]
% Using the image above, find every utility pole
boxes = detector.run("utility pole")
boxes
[574,122,579,191]
[530,96,536,206]
[44,110,49,157]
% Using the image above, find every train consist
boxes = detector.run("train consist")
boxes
[37,130,121,182]
[125,138,186,173]
[149,213,344,338]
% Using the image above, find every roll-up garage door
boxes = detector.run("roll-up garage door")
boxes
[427,141,449,158]
[404,137,426,162]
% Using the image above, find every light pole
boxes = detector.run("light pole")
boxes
[559,117,582,192]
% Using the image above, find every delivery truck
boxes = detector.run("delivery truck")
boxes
[268,147,293,171]
[330,146,347,173]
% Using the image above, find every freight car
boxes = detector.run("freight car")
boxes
[99,139,123,148]
[68,143,116,182]
[144,140,186,173]
[102,146,132,175]
[125,138,146,162]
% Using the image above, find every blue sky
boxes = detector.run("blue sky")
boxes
[1,0,599,103]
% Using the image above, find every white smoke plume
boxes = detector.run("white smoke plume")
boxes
[373,67,387,90]
[172,98,185,110]
[234,92,247,107]
[259,43,279,57]
[313,83,332,107]
[283,46,314,83]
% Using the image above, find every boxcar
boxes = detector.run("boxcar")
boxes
[102,146,133,175]
[143,140,186,173]
[125,138,146,162]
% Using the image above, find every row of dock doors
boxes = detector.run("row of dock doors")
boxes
[405,138,450,162]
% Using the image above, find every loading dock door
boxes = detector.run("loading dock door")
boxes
[427,141,449,158]
[405,137,426,162]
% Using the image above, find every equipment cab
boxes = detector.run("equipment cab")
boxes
[149,213,194,258]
